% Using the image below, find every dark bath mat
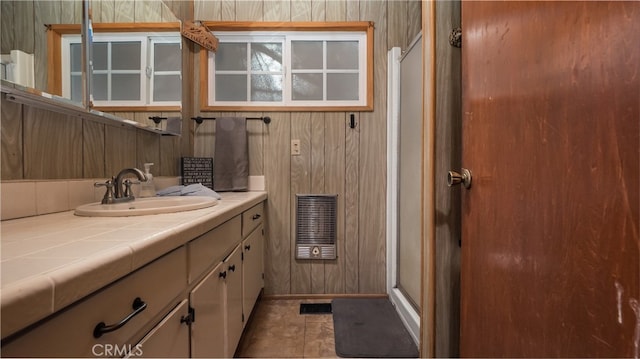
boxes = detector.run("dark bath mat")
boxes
[300,302,332,314]
[332,298,419,358]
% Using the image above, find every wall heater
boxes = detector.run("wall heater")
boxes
[295,194,337,260]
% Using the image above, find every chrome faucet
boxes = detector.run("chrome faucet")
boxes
[95,168,147,204]
[114,168,147,199]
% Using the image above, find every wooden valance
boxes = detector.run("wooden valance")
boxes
[181,20,219,52]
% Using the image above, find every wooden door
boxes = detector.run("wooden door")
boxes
[460,2,639,357]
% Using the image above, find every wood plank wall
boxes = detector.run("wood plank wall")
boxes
[192,0,421,295]
[0,0,182,178]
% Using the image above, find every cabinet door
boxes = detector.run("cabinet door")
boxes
[224,245,243,358]
[190,262,225,358]
[134,299,190,358]
[242,224,264,327]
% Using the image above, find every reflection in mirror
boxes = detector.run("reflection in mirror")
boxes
[56,27,181,110]
[0,0,180,113]
[0,50,34,88]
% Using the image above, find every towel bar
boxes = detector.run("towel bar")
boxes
[191,116,271,124]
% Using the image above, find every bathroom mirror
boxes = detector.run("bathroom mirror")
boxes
[0,0,181,113]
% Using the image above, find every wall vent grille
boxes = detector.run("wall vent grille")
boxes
[295,194,337,260]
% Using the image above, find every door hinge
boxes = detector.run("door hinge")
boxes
[181,306,195,325]
[242,313,245,322]
[241,252,244,261]
[449,27,462,48]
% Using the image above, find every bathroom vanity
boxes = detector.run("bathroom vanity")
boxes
[0,192,266,357]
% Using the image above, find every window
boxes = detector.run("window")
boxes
[62,33,181,107]
[213,36,284,103]
[201,22,373,111]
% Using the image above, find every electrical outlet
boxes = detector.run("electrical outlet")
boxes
[291,139,301,156]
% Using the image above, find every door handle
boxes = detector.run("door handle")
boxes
[448,168,472,189]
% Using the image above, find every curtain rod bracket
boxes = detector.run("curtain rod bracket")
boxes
[148,116,167,125]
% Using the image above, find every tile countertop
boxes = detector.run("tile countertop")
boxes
[0,191,267,339]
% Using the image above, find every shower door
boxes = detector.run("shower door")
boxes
[386,34,423,344]
[397,35,423,311]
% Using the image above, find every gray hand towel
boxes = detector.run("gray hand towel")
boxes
[166,117,182,135]
[213,117,248,191]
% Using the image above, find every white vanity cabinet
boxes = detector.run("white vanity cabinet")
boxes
[1,246,187,358]
[0,196,266,358]
[186,203,263,358]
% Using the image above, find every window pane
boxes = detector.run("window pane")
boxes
[292,73,323,100]
[251,75,282,101]
[92,74,108,100]
[291,41,323,70]
[216,74,247,101]
[70,44,82,72]
[154,74,181,101]
[251,43,282,71]
[111,42,141,70]
[154,43,180,71]
[93,42,108,70]
[216,43,247,71]
[111,74,140,100]
[70,74,82,102]
[327,73,359,100]
[327,41,359,70]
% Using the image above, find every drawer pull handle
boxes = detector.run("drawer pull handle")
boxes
[244,244,251,251]
[229,264,236,272]
[93,297,147,338]
[252,214,261,220]
[219,271,227,279]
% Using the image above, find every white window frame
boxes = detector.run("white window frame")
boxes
[200,22,373,112]
[148,36,183,106]
[61,32,181,107]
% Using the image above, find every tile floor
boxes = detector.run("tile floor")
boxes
[236,298,338,358]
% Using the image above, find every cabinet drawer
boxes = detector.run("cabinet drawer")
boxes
[1,247,187,358]
[188,216,241,283]
[242,202,264,238]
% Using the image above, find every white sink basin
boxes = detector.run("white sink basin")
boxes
[74,196,218,217]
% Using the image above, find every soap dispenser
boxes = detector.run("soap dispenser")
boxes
[139,163,156,197]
